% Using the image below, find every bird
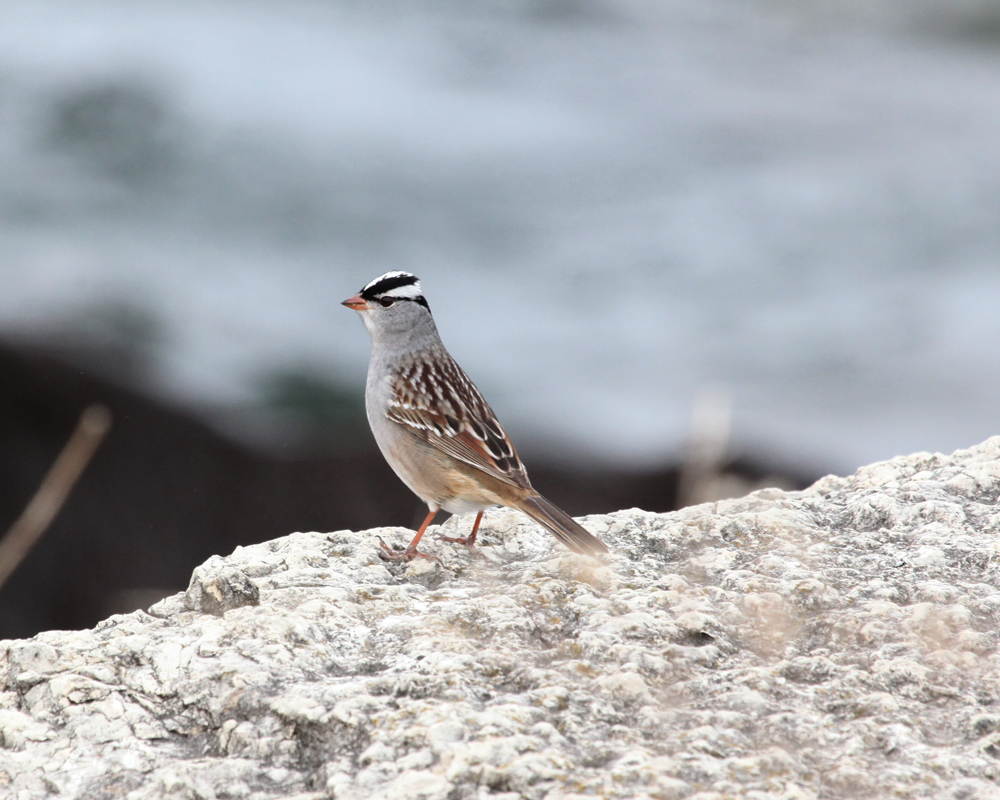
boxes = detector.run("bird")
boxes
[342,270,610,561]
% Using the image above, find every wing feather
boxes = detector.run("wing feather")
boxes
[386,352,530,488]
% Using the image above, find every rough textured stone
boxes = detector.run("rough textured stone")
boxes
[184,558,261,616]
[2,438,1000,799]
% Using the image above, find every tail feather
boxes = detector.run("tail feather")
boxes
[518,494,610,556]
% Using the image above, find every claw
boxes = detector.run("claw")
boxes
[435,510,485,558]
[435,533,485,558]
[375,509,442,563]
[376,536,441,563]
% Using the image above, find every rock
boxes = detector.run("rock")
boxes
[183,557,260,615]
[2,438,1000,799]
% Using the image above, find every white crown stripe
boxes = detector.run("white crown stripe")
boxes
[362,270,419,295]
[382,282,423,299]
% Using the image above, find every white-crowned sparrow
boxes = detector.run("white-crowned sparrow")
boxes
[342,270,609,561]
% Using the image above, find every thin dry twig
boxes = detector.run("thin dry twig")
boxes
[0,404,112,591]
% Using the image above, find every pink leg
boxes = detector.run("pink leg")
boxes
[437,511,484,554]
[378,509,441,562]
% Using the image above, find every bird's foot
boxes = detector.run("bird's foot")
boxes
[435,533,485,558]
[376,536,441,563]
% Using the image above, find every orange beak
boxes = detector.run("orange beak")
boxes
[341,293,367,310]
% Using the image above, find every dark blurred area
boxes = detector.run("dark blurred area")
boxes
[0,339,812,639]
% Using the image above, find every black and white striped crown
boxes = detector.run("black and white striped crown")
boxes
[359,271,428,309]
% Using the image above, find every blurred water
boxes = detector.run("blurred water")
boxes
[1,0,999,473]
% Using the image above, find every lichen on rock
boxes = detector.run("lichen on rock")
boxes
[3,438,1000,798]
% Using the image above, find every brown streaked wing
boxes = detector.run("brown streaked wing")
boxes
[387,353,530,488]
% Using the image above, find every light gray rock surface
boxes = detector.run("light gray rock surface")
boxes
[3,439,1000,799]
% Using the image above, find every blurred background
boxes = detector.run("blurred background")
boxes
[1,0,999,637]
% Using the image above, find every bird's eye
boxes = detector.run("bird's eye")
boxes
[378,296,397,308]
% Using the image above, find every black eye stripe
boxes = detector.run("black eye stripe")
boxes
[375,295,429,310]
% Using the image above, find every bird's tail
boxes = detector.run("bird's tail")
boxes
[517,493,610,557]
